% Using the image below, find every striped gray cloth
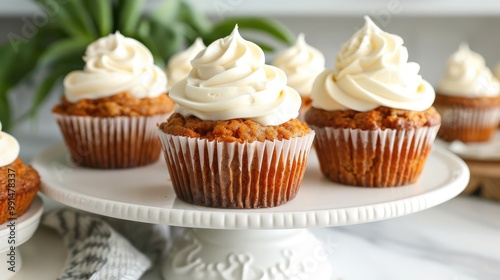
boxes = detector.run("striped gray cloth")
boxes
[42,209,170,280]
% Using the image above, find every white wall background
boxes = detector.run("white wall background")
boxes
[1,1,500,159]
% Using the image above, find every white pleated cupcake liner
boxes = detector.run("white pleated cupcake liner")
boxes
[157,131,315,208]
[310,125,440,187]
[435,106,500,142]
[54,113,171,169]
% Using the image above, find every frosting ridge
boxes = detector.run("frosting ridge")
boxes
[273,33,325,95]
[64,32,167,102]
[167,38,206,91]
[169,25,301,126]
[0,122,20,167]
[438,43,500,97]
[311,16,435,112]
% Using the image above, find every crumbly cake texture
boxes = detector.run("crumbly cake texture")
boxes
[434,93,500,142]
[53,92,175,117]
[159,113,311,143]
[305,106,441,188]
[0,158,40,224]
[305,106,441,130]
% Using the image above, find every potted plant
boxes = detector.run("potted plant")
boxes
[0,0,294,131]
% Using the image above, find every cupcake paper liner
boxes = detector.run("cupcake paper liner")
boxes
[54,114,171,169]
[0,188,38,224]
[435,106,500,142]
[157,131,315,209]
[310,125,440,188]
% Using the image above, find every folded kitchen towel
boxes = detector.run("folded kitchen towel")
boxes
[42,209,170,280]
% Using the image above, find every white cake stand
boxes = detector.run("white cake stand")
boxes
[0,196,43,279]
[32,145,469,280]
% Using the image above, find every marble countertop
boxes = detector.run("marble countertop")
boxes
[11,134,500,280]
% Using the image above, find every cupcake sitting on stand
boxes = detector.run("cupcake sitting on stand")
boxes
[158,26,315,209]
[435,44,500,143]
[52,32,175,168]
[305,16,441,188]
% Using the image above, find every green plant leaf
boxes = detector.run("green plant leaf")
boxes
[177,1,211,36]
[0,44,17,88]
[250,40,274,52]
[85,0,113,36]
[38,38,89,68]
[208,17,294,46]
[136,31,165,68]
[66,0,98,39]
[0,90,10,131]
[118,0,146,36]
[35,0,88,38]
[29,67,69,118]
[151,0,180,26]
[6,40,42,90]
[149,20,183,62]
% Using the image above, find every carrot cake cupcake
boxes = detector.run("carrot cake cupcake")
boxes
[273,34,325,121]
[306,16,441,188]
[53,32,175,168]
[0,122,40,224]
[158,26,315,209]
[435,44,500,142]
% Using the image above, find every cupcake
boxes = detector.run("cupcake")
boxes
[305,16,441,188]
[0,122,40,224]
[435,44,500,142]
[53,32,175,168]
[166,38,206,91]
[273,33,325,121]
[158,26,315,209]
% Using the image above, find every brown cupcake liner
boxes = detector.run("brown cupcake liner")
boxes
[310,125,440,188]
[0,190,39,225]
[157,131,315,209]
[54,113,171,169]
[435,105,500,143]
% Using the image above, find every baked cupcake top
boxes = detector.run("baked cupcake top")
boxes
[310,16,435,112]
[166,38,206,91]
[273,33,325,95]
[169,25,301,126]
[64,32,167,103]
[437,44,500,97]
[0,122,19,167]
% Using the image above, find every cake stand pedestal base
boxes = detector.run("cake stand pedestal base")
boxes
[162,228,332,280]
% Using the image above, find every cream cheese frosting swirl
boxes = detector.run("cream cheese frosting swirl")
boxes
[64,32,167,103]
[169,25,301,126]
[438,44,500,97]
[311,16,435,112]
[166,38,206,91]
[0,122,20,167]
[273,33,325,95]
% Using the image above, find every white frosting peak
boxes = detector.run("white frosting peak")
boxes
[167,38,206,91]
[0,122,20,167]
[170,25,301,126]
[311,16,435,112]
[64,31,167,102]
[438,43,500,97]
[273,33,325,95]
